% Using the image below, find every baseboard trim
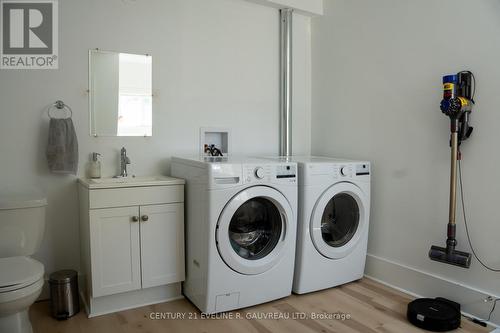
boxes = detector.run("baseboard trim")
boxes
[365,253,499,328]
[85,283,184,318]
[88,294,185,318]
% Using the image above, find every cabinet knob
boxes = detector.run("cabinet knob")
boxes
[131,216,139,222]
[141,215,149,222]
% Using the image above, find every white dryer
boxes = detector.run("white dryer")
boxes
[295,156,370,293]
[171,156,297,313]
[264,156,370,294]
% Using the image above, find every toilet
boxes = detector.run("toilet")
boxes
[0,194,46,333]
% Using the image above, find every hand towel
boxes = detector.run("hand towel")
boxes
[46,118,79,175]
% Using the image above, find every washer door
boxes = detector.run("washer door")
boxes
[216,186,293,275]
[310,182,367,259]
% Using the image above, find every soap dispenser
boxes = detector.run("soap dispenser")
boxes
[89,152,102,179]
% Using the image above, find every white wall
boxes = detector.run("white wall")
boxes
[0,0,311,288]
[311,0,500,324]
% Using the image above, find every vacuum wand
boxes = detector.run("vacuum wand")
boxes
[449,129,458,235]
[429,72,474,269]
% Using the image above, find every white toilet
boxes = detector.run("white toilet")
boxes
[0,194,46,333]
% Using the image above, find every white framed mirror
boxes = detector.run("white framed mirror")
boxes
[89,49,152,137]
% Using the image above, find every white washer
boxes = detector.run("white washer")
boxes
[171,156,297,313]
[263,156,370,294]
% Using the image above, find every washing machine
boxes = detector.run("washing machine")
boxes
[263,156,370,294]
[171,156,297,313]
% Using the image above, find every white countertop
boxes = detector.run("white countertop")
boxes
[78,176,185,189]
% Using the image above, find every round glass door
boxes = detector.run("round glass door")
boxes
[217,186,293,275]
[320,193,360,248]
[229,198,282,260]
[310,183,367,259]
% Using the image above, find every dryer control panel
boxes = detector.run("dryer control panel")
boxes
[299,161,370,186]
[355,163,370,176]
[337,163,370,178]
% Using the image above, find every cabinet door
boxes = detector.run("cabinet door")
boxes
[89,206,141,297]
[140,203,185,289]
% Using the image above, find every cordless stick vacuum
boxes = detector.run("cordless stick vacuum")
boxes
[429,72,474,269]
[408,73,476,332]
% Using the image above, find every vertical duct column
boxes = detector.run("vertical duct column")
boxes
[279,8,293,157]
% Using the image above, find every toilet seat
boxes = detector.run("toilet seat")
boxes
[0,277,44,304]
[0,257,44,293]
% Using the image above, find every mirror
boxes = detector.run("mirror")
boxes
[89,49,152,137]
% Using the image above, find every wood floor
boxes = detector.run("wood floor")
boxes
[30,278,490,333]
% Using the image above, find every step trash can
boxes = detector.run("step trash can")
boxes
[49,269,80,320]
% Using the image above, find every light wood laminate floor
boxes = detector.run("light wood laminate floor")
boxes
[30,278,490,333]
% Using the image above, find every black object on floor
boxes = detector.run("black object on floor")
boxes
[407,297,461,332]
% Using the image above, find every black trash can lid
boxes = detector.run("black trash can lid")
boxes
[49,269,78,283]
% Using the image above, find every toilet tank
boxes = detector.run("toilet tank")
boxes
[0,194,47,258]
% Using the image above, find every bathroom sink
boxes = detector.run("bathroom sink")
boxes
[78,176,185,189]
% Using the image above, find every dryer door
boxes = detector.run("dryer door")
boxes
[310,182,368,259]
[216,186,293,275]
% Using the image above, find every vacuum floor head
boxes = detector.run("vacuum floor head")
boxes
[429,245,471,268]
[407,297,461,332]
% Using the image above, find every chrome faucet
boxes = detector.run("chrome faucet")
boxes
[119,147,131,177]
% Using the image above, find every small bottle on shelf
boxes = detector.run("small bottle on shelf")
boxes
[89,152,102,179]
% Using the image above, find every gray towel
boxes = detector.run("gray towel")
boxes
[46,118,79,175]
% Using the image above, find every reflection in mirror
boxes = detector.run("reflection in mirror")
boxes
[89,49,152,137]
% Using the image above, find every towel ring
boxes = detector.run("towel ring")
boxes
[48,100,73,119]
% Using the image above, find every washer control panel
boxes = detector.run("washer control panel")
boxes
[254,167,265,179]
[243,164,297,184]
[276,164,297,180]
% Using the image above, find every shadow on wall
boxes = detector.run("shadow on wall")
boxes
[35,105,51,177]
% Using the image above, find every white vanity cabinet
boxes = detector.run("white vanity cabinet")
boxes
[89,206,142,297]
[78,177,185,317]
[139,203,184,289]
